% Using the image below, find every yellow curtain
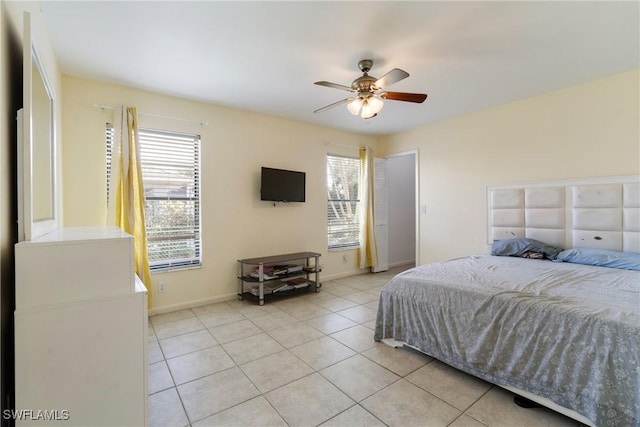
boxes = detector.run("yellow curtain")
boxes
[358,147,378,269]
[115,107,153,308]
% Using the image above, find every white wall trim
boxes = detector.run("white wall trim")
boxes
[389,259,415,269]
[148,268,373,315]
[149,292,238,316]
[322,268,371,282]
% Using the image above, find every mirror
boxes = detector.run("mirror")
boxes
[18,11,57,241]
[31,50,54,222]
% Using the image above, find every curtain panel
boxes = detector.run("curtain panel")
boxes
[108,106,153,308]
[358,147,378,270]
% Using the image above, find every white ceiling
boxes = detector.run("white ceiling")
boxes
[41,1,639,136]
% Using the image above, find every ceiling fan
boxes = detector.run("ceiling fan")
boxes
[314,59,427,119]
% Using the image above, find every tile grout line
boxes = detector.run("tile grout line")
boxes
[148,269,415,427]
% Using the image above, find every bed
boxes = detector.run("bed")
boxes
[374,177,640,427]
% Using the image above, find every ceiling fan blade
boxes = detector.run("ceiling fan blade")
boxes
[313,98,353,113]
[314,81,355,92]
[380,91,427,103]
[374,68,409,89]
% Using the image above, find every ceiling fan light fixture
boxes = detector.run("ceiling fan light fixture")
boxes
[347,98,363,116]
[360,95,383,119]
[314,59,425,118]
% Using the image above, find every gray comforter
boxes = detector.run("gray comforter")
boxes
[374,255,639,427]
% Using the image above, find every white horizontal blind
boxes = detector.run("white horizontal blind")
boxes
[327,154,361,249]
[105,123,114,204]
[138,129,201,271]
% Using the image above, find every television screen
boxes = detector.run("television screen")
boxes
[261,167,305,202]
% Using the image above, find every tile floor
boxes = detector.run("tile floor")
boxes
[148,266,583,427]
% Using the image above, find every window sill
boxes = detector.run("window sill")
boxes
[328,246,358,253]
[151,263,202,274]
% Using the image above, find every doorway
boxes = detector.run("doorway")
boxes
[373,151,417,270]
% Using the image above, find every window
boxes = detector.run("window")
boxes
[106,123,114,204]
[327,154,361,249]
[106,125,202,272]
[139,129,201,271]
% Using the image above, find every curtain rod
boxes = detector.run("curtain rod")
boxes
[93,104,208,126]
[325,142,363,150]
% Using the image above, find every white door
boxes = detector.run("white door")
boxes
[373,157,389,272]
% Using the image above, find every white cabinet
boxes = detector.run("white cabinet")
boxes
[15,227,135,309]
[14,226,147,426]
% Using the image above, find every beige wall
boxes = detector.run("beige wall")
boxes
[380,69,640,264]
[62,75,379,313]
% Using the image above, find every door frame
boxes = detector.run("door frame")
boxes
[385,149,419,266]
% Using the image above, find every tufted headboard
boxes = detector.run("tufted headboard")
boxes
[487,176,640,254]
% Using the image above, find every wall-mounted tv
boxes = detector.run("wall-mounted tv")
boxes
[261,167,306,203]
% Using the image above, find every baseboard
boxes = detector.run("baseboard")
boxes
[321,268,370,282]
[389,259,415,268]
[148,292,238,316]
[148,263,409,316]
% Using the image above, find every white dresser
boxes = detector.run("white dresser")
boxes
[14,226,148,426]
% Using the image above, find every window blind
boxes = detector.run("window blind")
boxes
[327,154,361,249]
[105,123,114,204]
[138,129,201,271]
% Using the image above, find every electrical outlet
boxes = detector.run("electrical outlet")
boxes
[159,282,167,293]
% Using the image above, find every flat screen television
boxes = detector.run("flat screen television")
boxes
[260,167,306,202]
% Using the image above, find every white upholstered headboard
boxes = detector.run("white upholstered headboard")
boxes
[487,176,640,254]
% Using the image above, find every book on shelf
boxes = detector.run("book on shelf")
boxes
[267,265,288,276]
[249,271,277,280]
[249,277,310,296]
[249,282,288,296]
[253,264,305,277]
[286,277,311,289]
